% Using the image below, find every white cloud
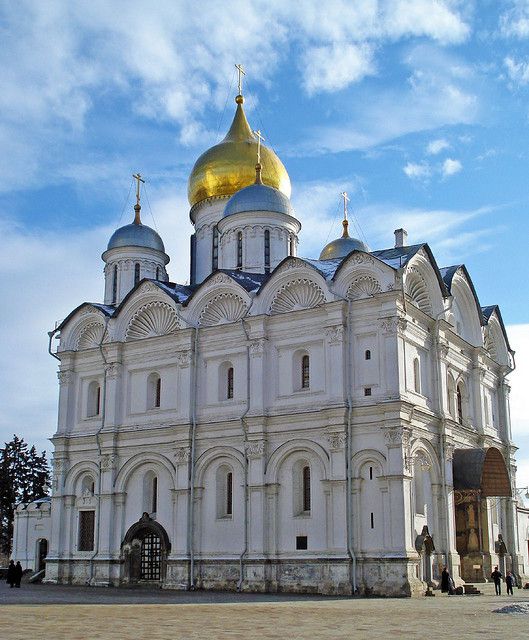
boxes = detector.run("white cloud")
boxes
[403,161,431,178]
[442,157,462,176]
[504,56,529,86]
[426,138,450,154]
[500,0,529,38]
[302,43,376,95]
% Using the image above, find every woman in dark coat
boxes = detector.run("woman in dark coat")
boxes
[14,561,23,588]
[441,566,450,593]
[6,560,16,588]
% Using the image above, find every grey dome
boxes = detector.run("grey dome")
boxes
[107,223,165,252]
[319,235,370,260]
[224,183,293,217]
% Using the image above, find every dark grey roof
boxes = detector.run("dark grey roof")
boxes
[370,244,424,269]
[219,270,269,292]
[56,302,115,331]
[440,264,485,326]
[481,304,513,353]
[439,265,460,287]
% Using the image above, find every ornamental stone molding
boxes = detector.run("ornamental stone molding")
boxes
[246,441,265,458]
[249,338,267,358]
[105,362,122,379]
[383,426,412,448]
[198,292,248,326]
[276,258,306,273]
[325,325,344,345]
[176,350,193,368]
[100,454,117,470]
[414,451,431,472]
[204,273,232,289]
[379,316,407,334]
[174,447,190,464]
[346,275,382,300]
[444,442,455,462]
[348,253,374,265]
[57,370,73,386]
[77,322,106,350]
[270,279,325,315]
[326,431,346,451]
[405,266,432,315]
[126,302,181,340]
[52,458,68,475]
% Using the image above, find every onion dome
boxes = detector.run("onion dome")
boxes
[224,163,294,217]
[319,218,370,260]
[107,199,165,253]
[187,95,291,208]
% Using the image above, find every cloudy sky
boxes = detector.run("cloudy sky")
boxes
[1,0,528,488]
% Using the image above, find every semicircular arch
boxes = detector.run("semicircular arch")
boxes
[114,452,176,493]
[265,439,330,483]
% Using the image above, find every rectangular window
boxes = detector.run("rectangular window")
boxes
[112,265,118,304]
[364,387,372,396]
[370,512,374,529]
[301,355,310,389]
[237,231,243,269]
[152,477,158,514]
[78,510,95,551]
[227,367,234,399]
[302,466,311,512]
[296,535,308,550]
[264,229,270,273]
[212,226,219,271]
[226,472,233,516]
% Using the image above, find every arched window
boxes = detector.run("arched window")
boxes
[365,349,371,360]
[87,381,101,418]
[447,373,456,417]
[151,476,158,514]
[147,373,161,409]
[457,384,464,424]
[413,357,421,394]
[156,266,160,281]
[143,471,158,515]
[237,231,243,269]
[302,465,311,512]
[134,262,141,286]
[216,465,233,518]
[227,367,234,399]
[289,235,295,256]
[264,229,270,273]
[414,467,426,515]
[112,265,118,304]
[212,225,219,271]
[301,355,310,389]
[81,475,95,495]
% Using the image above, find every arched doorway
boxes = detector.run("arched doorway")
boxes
[453,447,511,582]
[121,513,171,584]
[37,538,48,573]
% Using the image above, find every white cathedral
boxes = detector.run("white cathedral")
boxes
[12,86,526,597]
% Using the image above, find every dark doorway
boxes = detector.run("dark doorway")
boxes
[37,539,48,573]
[121,513,170,584]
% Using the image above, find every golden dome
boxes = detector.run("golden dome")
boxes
[187,95,291,207]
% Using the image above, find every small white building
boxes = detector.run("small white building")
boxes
[14,89,524,596]
[11,498,51,571]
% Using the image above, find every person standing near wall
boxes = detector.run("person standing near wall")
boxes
[506,571,515,596]
[14,561,22,588]
[491,566,503,595]
[6,560,15,587]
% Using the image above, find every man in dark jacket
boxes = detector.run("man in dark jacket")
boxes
[491,566,503,595]
[14,561,23,588]
[441,567,450,593]
[506,571,516,596]
[6,560,15,588]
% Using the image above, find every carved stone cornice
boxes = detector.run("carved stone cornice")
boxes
[326,431,346,451]
[57,370,73,386]
[246,441,265,458]
[176,350,193,368]
[325,325,344,345]
[174,447,190,464]
[105,362,122,379]
[383,426,411,448]
[249,338,266,358]
[100,454,117,471]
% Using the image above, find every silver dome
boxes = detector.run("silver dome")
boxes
[224,183,293,217]
[319,236,370,260]
[107,223,165,252]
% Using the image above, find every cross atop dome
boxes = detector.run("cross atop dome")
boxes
[133,173,145,225]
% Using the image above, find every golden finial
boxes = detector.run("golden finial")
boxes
[341,191,350,238]
[235,63,246,103]
[132,173,145,225]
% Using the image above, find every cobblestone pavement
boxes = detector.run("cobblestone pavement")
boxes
[1,584,529,639]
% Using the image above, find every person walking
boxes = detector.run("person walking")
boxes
[491,566,503,595]
[6,560,15,588]
[14,561,23,588]
[506,571,515,596]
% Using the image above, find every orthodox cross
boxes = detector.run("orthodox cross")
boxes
[133,173,145,224]
[254,129,265,164]
[235,63,246,95]
[341,191,350,220]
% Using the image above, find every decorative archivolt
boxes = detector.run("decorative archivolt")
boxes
[483,328,498,361]
[125,302,181,340]
[346,275,382,300]
[198,292,248,326]
[77,322,106,350]
[270,278,325,314]
[405,267,432,315]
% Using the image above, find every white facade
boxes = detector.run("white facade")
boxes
[11,498,51,571]
[21,96,523,596]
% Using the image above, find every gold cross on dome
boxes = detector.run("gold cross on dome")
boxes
[235,63,246,96]
[133,173,145,207]
[254,129,265,164]
[341,191,350,220]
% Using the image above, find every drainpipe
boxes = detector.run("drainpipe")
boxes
[187,327,199,590]
[345,299,357,594]
[237,319,251,592]
[88,317,111,585]
[48,330,61,361]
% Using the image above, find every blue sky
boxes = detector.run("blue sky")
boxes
[1,1,528,488]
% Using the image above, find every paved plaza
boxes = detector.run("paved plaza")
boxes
[1,584,528,639]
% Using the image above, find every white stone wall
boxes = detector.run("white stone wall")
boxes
[12,500,51,571]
